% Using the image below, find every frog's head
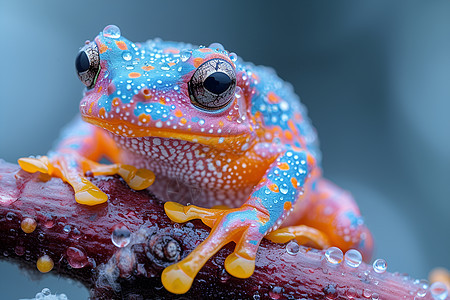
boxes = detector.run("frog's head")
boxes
[76,25,257,153]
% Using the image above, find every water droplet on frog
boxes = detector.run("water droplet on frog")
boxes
[58,294,68,300]
[122,51,132,61]
[66,246,88,268]
[371,292,379,300]
[279,185,289,194]
[286,240,300,255]
[344,249,362,268]
[111,225,131,247]
[208,42,225,51]
[229,52,238,62]
[180,50,192,62]
[372,258,387,273]
[430,282,448,300]
[102,25,121,39]
[325,247,343,264]
[41,288,51,296]
[104,70,109,78]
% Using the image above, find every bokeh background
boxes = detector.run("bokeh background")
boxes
[1,1,449,299]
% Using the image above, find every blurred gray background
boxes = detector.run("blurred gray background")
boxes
[1,0,449,299]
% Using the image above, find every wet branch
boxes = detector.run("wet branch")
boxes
[0,160,435,299]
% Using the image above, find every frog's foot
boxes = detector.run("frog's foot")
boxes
[265,225,330,249]
[18,154,154,206]
[162,202,269,294]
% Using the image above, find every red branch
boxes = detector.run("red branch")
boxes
[0,160,435,299]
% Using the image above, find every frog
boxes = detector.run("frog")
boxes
[18,25,373,294]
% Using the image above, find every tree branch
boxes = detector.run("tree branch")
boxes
[0,160,437,299]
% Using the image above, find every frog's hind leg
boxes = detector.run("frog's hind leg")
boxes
[272,178,374,261]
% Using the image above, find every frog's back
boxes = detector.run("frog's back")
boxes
[238,60,321,165]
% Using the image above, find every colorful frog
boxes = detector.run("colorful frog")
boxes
[19,25,373,294]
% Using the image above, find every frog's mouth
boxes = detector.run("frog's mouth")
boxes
[82,114,255,152]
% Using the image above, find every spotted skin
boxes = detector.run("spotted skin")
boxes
[18,27,373,294]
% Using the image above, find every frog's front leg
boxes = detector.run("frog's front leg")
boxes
[162,149,314,294]
[18,117,154,205]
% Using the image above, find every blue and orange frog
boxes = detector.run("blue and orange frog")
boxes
[19,25,373,294]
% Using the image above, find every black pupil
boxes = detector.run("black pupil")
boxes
[203,72,231,95]
[75,51,90,73]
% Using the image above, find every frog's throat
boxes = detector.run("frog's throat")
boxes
[82,115,255,151]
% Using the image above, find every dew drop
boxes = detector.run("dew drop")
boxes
[111,225,131,247]
[345,287,357,298]
[362,288,372,298]
[430,282,448,300]
[6,212,15,221]
[66,246,88,268]
[102,25,121,39]
[325,246,343,264]
[279,185,289,194]
[180,50,192,62]
[371,292,379,300]
[208,42,225,51]
[229,52,238,62]
[286,240,300,255]
[122,51,132,61]
[344,249,362,268]
[21,217,37,233]
[63,225,71,234]
[269,286,283,299]
[37,255,54,273]
[41,288,51,296]
[15,245,25,256]
[372,258,387,273]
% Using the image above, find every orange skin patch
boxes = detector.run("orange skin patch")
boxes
[99,107,106,117]
[112,98,121,106]
[142,65,155,71]
[98,43,108,54]
[284,130,293,141]
[88,102,95,114]
[128,72,141,78]
[115,40,128,50]
[291,177,298,188]
[283,201,292,211]
[267,92,281,103]
[268,183,279,193]
[139,113,150,123]
[164,47,180,54]
[174,109,183,118]
[193,57,204,68]
[278,162,290,170]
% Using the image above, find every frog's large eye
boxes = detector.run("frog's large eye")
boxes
[188,58,236,111]
[75,42,100,89]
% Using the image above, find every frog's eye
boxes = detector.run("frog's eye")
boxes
[75,42,100,89]
[188,58,236,111]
